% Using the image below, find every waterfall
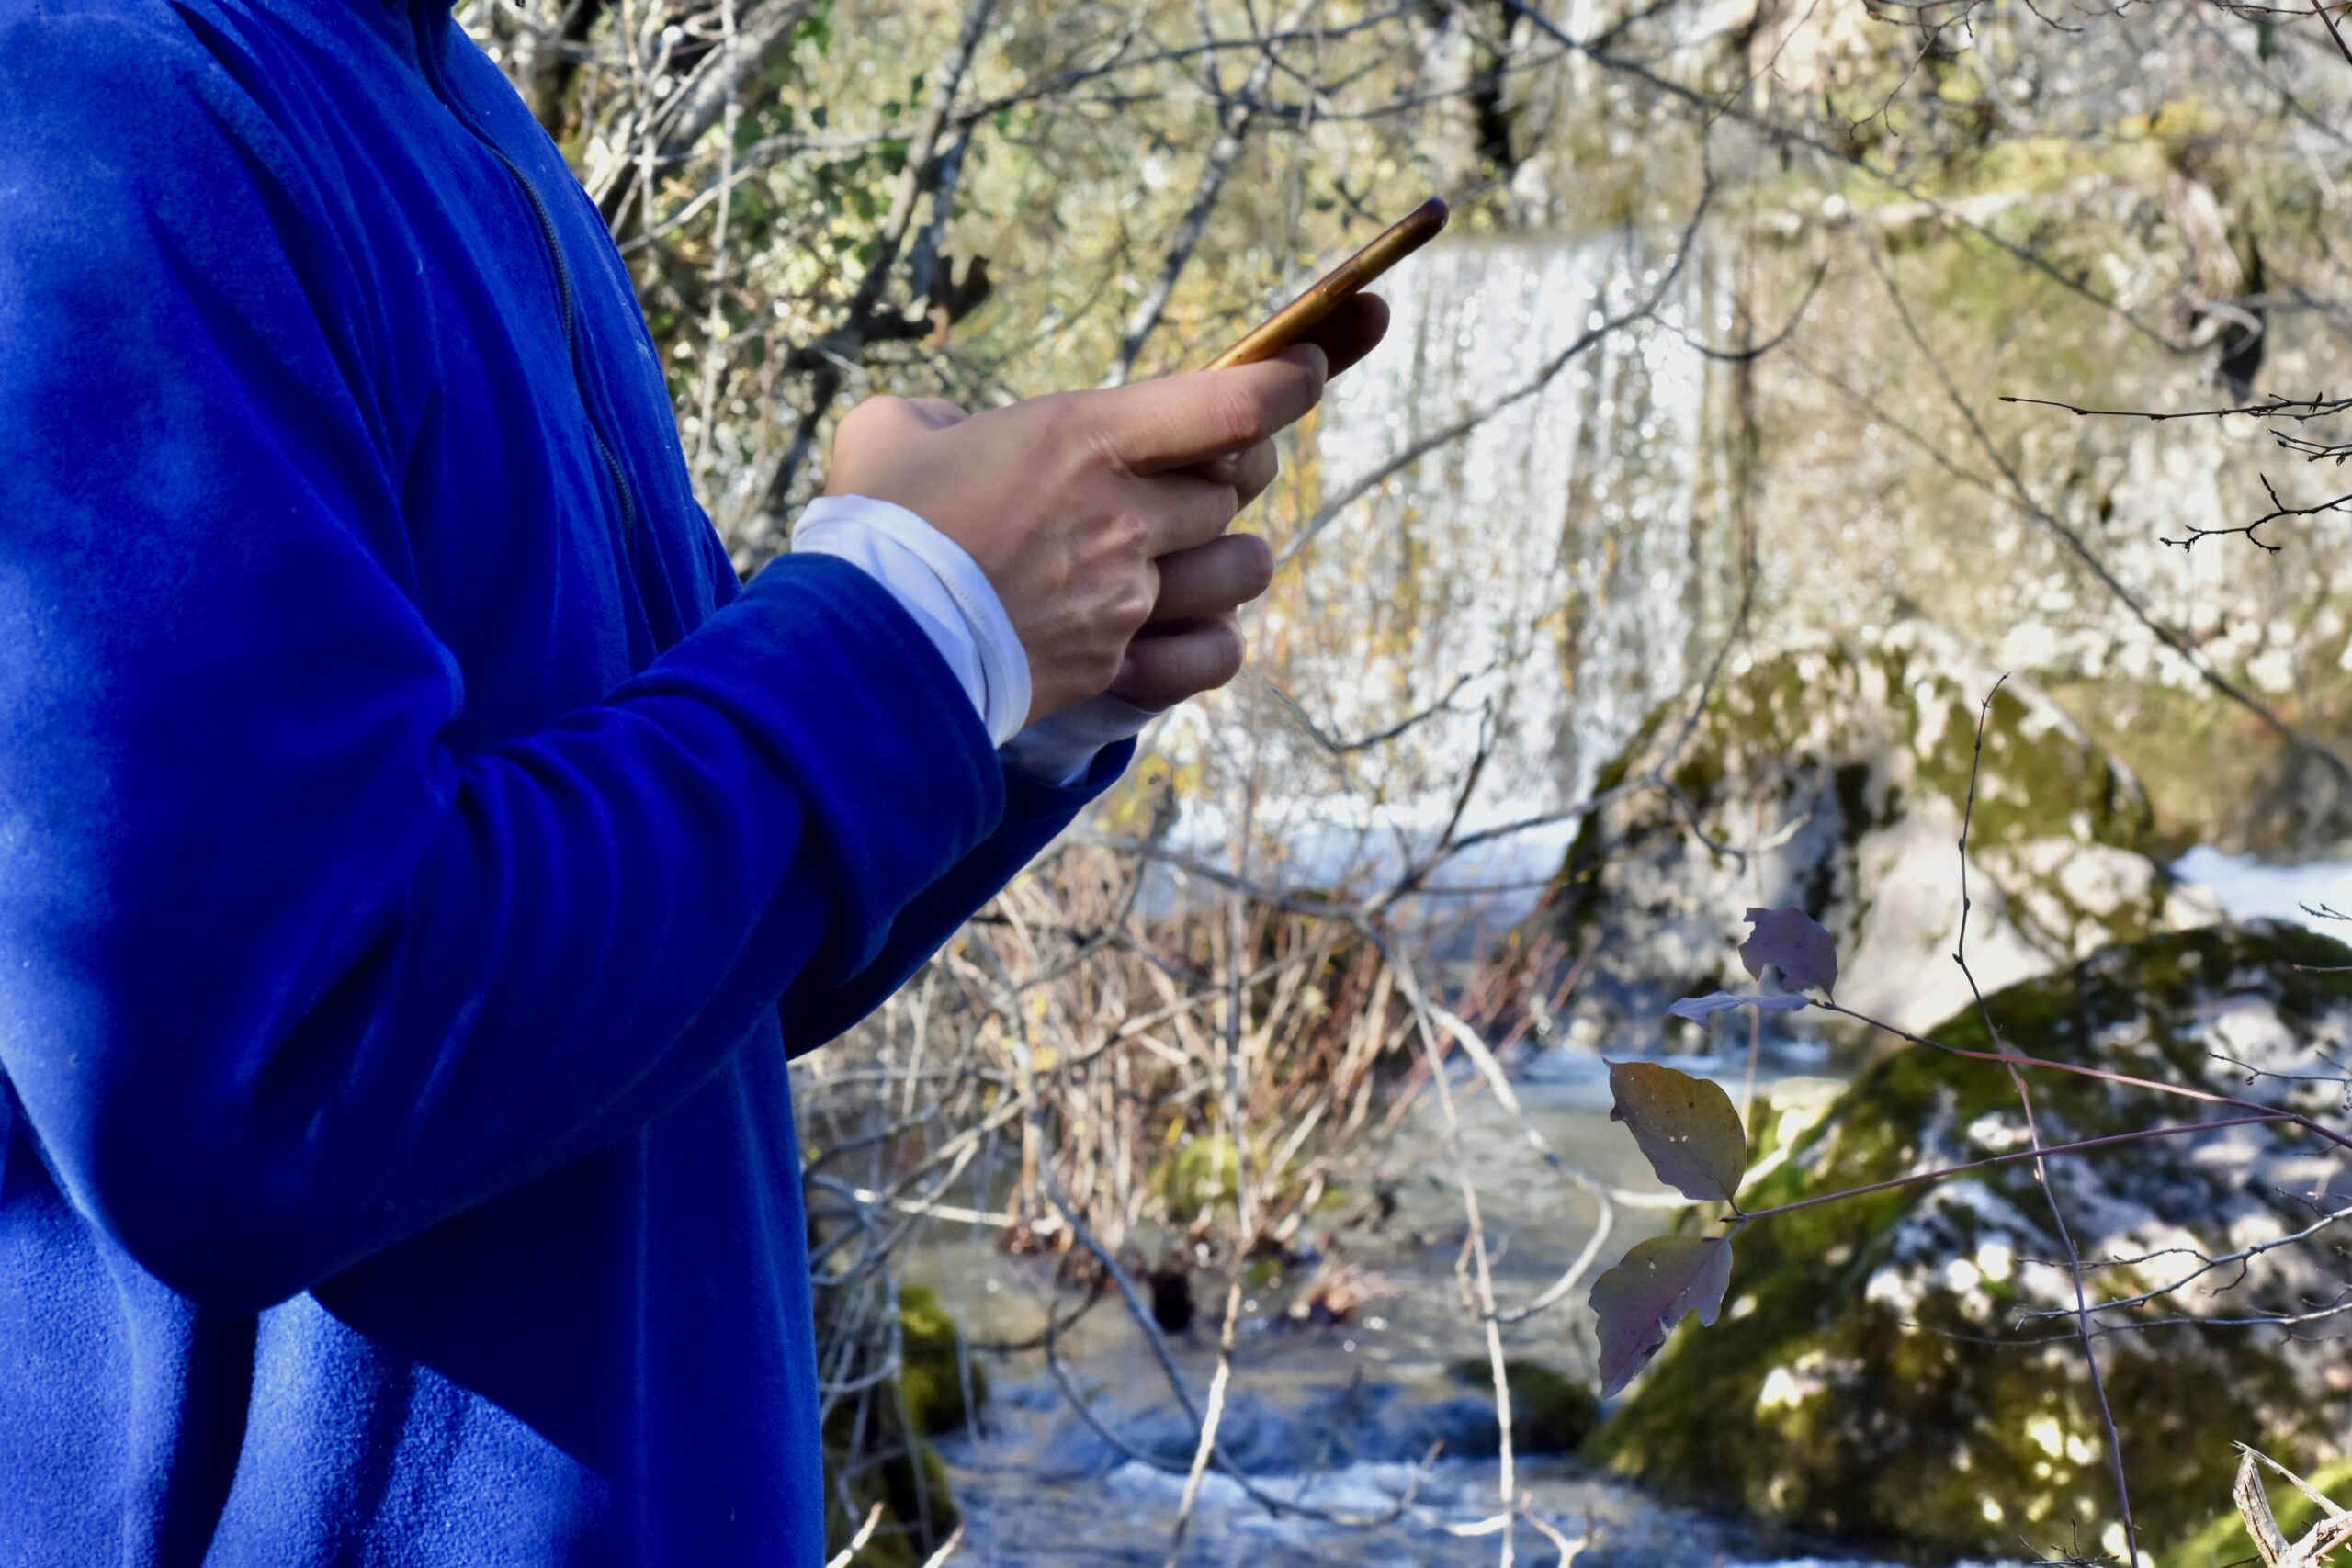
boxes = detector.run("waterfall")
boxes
[1166,230,1719,924]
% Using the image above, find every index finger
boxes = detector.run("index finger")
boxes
[1085,346,1328,474]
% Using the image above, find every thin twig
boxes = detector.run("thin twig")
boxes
[1953,676,2138,1564]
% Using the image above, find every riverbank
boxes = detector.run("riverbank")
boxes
[901,1049,1908,1563]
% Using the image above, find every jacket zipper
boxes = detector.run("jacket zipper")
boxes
[411,12,639,557]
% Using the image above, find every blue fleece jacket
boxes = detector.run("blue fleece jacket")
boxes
[0,2,1123,1562]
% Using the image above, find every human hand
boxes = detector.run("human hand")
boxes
[823,295,1390,724]
[1107,296,1391,712]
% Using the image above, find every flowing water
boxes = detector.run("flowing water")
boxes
[910,1053,2013,1565]
[1145,230,1728,955]
[1279,229,1719,818]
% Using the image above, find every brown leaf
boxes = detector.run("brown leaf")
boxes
[1590,1235,1734,1398]
[1608,1061,1747,1203]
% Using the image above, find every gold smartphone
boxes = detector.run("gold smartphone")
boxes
[1203,197,1449,371]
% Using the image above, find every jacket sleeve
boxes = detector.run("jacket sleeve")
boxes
[0,16,1002,1311]
[779,741,1136,1052]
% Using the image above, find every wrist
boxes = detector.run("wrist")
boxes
[793,494,1033,746]
[1002,693,1160,786]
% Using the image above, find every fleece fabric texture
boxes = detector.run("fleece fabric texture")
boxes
[0,1,1126,1562]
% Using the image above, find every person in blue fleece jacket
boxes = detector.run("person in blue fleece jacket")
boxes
[0,0,1390,1562]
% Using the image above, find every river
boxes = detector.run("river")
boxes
[895,848,2352,1564]
[902,1047,2006,1565]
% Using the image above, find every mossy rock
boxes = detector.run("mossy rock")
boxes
[1446,1359,1601,1453]
[1585,922,2352,1562]
[1150,1125,1341,1226]
[1549,622,2216,1052]
[820,1438,961,1568]
[819,1287,984,1565]
[898,1283,988,1438]
[1154,1133,1240,1220]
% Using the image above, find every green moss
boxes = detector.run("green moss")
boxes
[897,1284,988,1438]
[1574,632,2153,886]
[1155,1133,1240,1220]
[1552,626,2199,1056]
[822,1436,962,1568]
[1586,925,2352,1560]
[1670,744,1728,801]
[1905,679,2147,852]
[819,1287,986,1565]
[1447,1359,1601,1453]
[2046,674,2352,857]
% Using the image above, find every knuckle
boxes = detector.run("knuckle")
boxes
[829,403,871,456]
[1114,579,1157,630]
[1206,378,1267,449]
[1061,398,1125,475]
[1108,510,1154,559]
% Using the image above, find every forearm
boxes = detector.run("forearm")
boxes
[0,554,1002,1311]
[775,494,1153,1044]
[781,738,1136,1051]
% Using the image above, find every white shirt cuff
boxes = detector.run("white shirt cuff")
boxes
[791,494,1032,747]
[792,493,1162,786]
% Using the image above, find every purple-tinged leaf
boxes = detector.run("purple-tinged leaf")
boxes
[1739,906,1838,995]
[1590,1235,1734,1398]
[1666,991,1810,1021]
[1607,1061,1748,1202]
